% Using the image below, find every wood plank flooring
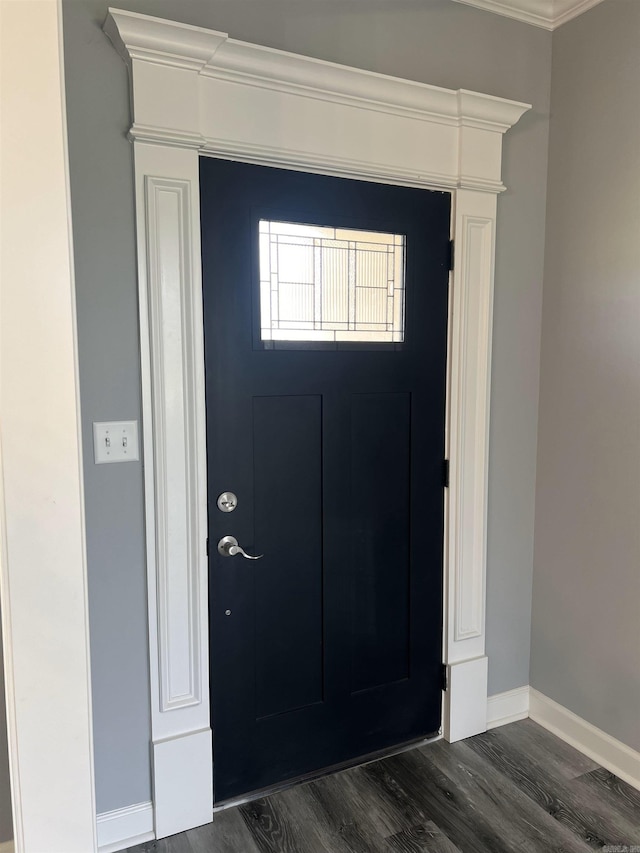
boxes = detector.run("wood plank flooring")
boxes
[128,720,640,853]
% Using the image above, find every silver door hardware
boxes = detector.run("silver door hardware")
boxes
[217,535,263,560]
[217,492,238,513]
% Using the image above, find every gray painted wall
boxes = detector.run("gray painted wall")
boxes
[0,604,13,842]
[531,0,640,751]
[62,0,551,812]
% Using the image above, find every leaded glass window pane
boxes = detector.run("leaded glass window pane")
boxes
[259,220,406,343]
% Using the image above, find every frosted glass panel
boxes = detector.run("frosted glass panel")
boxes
[259,220,405,343]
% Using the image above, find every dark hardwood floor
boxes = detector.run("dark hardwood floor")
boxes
[128,719,640,853]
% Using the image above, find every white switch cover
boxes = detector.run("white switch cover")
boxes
[93,421,139,464]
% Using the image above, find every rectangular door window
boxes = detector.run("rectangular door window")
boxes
[259,220,406,343]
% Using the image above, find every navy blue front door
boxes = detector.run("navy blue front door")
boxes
[201,158,450,804]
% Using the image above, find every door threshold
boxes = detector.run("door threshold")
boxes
[213,729,442,812]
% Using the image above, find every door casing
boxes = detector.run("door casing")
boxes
[104,7,531,842]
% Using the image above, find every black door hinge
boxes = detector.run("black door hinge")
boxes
[441,663,448,692]
[443,459,450,488]
[448,239,455,272]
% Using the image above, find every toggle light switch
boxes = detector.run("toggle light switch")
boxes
[93,421,139,464]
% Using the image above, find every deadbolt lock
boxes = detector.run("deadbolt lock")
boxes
[217,492,238,513]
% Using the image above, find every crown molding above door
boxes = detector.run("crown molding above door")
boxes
[103,7,530,184]
[451,0,605,30]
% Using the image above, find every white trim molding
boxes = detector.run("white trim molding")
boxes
[133,140,213,840]
[145,173,205,716]
[445,657,489,742]
[104,7,530,838]
[97,802,154,853]
[103,9,529,194]
[451,0,606,30]
[530,689,640,792]
[487,686,530,729]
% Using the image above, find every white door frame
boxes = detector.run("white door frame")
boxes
[104,8,530,840]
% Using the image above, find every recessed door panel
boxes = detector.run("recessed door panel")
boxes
[350,392,411,695]
[253,395,323,719]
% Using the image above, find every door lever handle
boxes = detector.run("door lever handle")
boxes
[217,535,263,560]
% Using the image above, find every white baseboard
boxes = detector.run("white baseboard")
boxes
[529,688,640,792]
[97,801,154,853]
[487,685,530,729]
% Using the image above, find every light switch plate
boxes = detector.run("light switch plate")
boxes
[93,421,139,464]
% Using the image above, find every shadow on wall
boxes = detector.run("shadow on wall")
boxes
[0,602,13,845]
